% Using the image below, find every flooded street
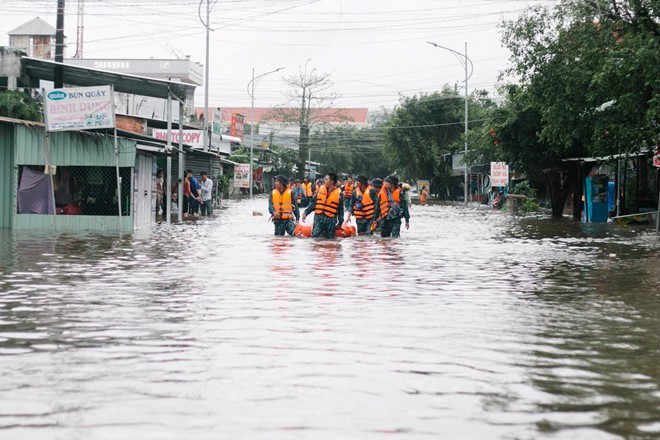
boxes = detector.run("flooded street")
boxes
[0,198,658,440]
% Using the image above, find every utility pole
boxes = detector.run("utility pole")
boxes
[73,0,84,59]
[464,42,469,206]
[199,0,212,151]
[54,0,65,88]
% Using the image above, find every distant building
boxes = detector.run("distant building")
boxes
[195,107,369,149]
[7,17,58,59]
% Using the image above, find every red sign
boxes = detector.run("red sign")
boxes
[230,113,244,141]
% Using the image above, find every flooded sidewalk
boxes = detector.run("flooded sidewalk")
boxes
[0,198,658,439]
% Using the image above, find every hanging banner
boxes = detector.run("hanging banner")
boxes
[233,163,250,188]
[152,129,204,148]
[230,113,244,141]
[490,162,509,187]
[44,85,115,132]
[211,108,223,148]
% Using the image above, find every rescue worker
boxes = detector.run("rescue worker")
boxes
[342,176,355,212]
[314,179,323,195]
[302,173,344,239]
[302,176,313,200]
[268,175,300,236]
[293,178,307,208]
[345,174,379,235]
[376,174,410,238]
[370,178,384,233]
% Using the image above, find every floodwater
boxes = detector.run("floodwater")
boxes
[0,198,658,440]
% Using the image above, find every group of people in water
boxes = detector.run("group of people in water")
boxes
[268,173,413,239]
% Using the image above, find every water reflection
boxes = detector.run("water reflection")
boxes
[0,200,658,439]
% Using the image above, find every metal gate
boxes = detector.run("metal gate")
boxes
[134,153,156,230]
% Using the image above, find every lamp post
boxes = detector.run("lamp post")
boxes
[427,41,473,205]
[247,67,284,198]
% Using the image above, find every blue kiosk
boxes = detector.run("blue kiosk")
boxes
[584,175,610,222]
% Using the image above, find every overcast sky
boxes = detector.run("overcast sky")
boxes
[1,0,556,110]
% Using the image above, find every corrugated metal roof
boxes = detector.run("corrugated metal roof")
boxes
[24,57,195,102]
[8,17,55,36]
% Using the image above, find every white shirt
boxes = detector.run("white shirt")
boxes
[200,178,213,201]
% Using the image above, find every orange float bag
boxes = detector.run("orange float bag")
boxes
[335,224,357,238]
[294,224,312,237]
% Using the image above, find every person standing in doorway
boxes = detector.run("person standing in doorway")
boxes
[200,171,213,216]
[155,168,164,219]
[303,173,344,239]
[269,175,300,236]
[377,175,410,238]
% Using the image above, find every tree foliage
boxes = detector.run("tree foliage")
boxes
[310,124,390,179]
[493,0,659,216]
[382,87,495,193]
[0,90,42,121]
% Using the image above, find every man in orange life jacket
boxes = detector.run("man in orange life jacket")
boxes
[377,174,410,238]
[302,176,313,198]
[345,174,379,235]
[268,175,300,236]
[302,172,344,239]
[342,176,355,213]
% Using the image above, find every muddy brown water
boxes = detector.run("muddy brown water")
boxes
[0,198,658,439]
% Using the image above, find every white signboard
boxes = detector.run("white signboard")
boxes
[490,162,509,187]
[44,86,115,132]
[211,108,222,146]
[233,164,250,189]
[152,129,204,149]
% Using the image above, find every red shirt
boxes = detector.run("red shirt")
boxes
[183,179,192,197]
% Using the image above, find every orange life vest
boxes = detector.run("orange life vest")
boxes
[420,189,428,204]
[353,186,376,220]
[272,189,294,220]
[303,182,313,197]
[314,183,321,195]
[379,187,401,218]
[314,186,342,218]
[343,183,354,198]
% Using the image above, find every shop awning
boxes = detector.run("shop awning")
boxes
[23,57,195,102]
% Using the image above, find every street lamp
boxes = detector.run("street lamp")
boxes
[427,41,473,205]
[247,67,284,198]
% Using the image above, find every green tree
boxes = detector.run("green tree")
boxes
[496,0,659,217]
[383,87,494,195]
[0,90,42,121]
[310,124,390,179]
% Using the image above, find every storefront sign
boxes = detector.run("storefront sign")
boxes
[233,163,250,188]
[417,180,430,192]
[490,162,509,187]
[44,85,115,132]
[230,113,244,141]
[152,129,204,149]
